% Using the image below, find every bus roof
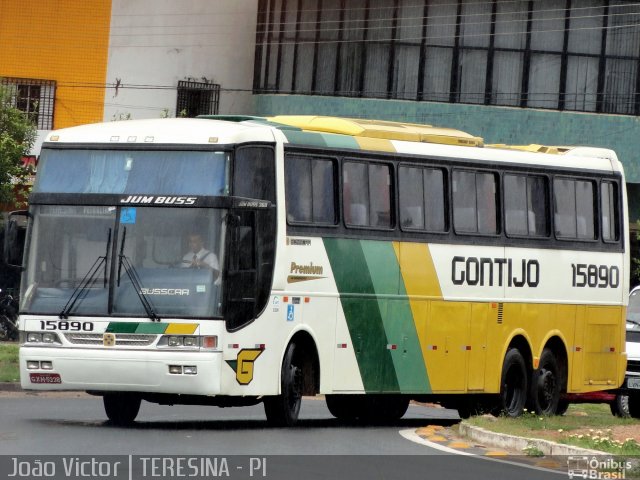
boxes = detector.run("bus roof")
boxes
[43,116,622,174]
[44,118,278,146]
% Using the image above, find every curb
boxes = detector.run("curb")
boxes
[0,382,22,392]
[459,422,606,456]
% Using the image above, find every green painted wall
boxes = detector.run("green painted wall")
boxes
[253,94,640,184]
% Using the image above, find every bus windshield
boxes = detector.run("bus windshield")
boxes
[33,149,229,196]
[21,205,226,319]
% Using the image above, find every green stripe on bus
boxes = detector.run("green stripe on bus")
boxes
[282,131,328,147]
[323,238,400,393]
[135,323,168,334]
[319,133,360,150]
[360,241,431,393]
[105,322,139,333]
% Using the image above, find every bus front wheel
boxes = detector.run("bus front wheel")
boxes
[499,348,528,417]
[264,343,302,427]
[530,348,561,415]
[103,393,141,426]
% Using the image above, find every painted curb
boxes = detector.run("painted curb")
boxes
[459,422,606,456]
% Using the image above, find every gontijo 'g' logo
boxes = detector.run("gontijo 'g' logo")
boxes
[225,349,263,385]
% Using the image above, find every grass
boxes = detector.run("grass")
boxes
[465,404,640,455]
[0,343,19,382]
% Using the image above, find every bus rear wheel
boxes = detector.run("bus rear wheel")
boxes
[530,348,561,415]
[610,394,630,418]
[103,393,141,426]
[627,394,640,419]
[264,343,302,427]
[499,348,528,417]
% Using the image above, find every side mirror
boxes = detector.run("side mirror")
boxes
[4,210,28,269]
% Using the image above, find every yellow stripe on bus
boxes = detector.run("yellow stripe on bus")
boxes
[392,242,446,388]
[164,323,198,335]
[393,242,443,299]
[354,137,396,152]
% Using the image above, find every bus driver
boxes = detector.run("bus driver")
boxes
[182,233,220,280]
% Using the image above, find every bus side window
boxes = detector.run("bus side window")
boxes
[453,170,498,235]
[344,161,392,229]
[554,178,596,240]
[504,174,549,237]
[234,147,276,202]
[601,181,620,242]
[284,155,337,225]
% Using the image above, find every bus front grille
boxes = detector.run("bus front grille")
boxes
[64,333,157,346]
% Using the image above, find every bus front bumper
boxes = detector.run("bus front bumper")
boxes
[19,346,222,396]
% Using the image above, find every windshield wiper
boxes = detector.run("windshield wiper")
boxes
[117,227,160,322]
[59,229,112,319]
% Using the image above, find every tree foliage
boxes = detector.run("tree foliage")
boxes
[0,84,37,205]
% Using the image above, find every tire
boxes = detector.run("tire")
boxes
[610,394,630,418]
[103,393,141,426]
[556,399,570,416]
[627,394,640,419]
[326,395,359,420]
[264,343,303,427]
[453,397,482,419]
[530,348,562,415]
[498,348,528,417]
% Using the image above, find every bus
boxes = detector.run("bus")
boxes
[15,115,628,425]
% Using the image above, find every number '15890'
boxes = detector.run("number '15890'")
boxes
[40,320,94,331]
[571,264,619,288]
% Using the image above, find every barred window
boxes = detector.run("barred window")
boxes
[255,0,640,115]
[176,80,220,117]
[1,77,55,129]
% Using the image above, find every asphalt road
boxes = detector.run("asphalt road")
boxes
[0,394,561,480]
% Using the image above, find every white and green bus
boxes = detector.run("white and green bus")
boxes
[16,116,628,425]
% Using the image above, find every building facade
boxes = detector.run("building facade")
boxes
[0,0,258,150]
[252,0,640,192]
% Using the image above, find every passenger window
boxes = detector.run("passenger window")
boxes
[601,181,620,242]
[453,170,498,235]
[553,178,596,240]
[284,155,337,225]
[399,166,446,232]
[504,174,549,237]
[343,161,392,228]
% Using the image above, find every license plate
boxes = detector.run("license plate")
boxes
[29,373,61,384]
[628,377,640,389]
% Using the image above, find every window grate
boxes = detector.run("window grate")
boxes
[1,77,55,129]
[176,80,220,117]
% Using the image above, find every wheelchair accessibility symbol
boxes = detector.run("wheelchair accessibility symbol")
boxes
[287,304,295,322]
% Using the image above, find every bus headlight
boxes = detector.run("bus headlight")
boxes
[27,333,42,343]
[24,332,61,345]
[183,337,197,347]
[157,335,218,351]
[42,333,57,343]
